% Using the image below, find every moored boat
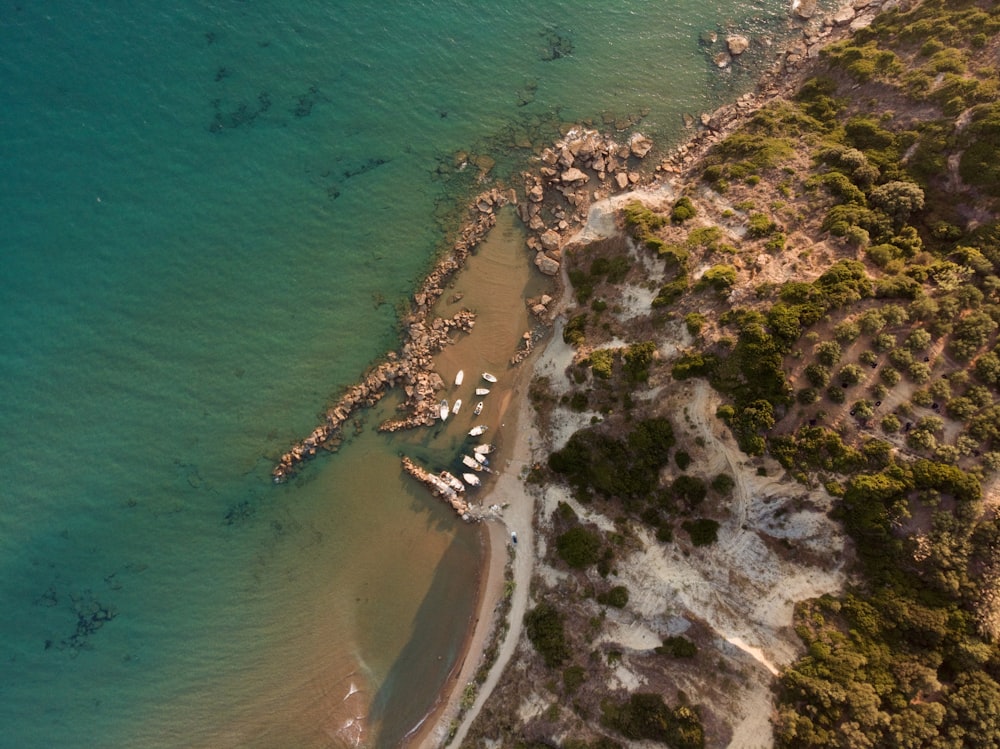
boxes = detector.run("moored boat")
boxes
[462,454,482,471]
[439,471,466,493]
[473,443,495,454]
[474,452,487,464]
[462,472,481,487]
[482,372,497,383]
[468,424,488,437]
[473,401,483,415]
[475,387,490,396]
[455,369,464,386]
[440,399,449,421]
[452,399,462,415]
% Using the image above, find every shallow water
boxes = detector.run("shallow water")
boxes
[1,1,818,746]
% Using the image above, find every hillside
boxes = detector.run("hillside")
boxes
[458,1,1000,747]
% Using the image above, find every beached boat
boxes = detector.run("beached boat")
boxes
[454,369,464,386]
[439,399,449,421]
[475,387,490,396]
[461,454,482,471]
[468,424,488,437]
[473,401,483,415]
[462,472,481,487]
[482,372,497,383]
[473,443,495,455]
[452,399,462,415]
[439,471,466,493]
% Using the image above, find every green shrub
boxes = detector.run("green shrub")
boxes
[682,518,720,546]
[671,196,697,223]
[685,313,707,336]
[657,635,698,658]
[564,314,588,346]
[748,213,777,238]
[525,602,569,668]
[698,264,738,291]
[590,349,615,379]
[597,586,629,609]
[601,693,705,748]
[556,526,603,569]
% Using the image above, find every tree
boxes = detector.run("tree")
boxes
[869,180,925,226]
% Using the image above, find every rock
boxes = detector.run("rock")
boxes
[794,0,819,18]
[561,167,588,183]
[531,304,547,316]
[832,6,856,25]
[713,51,731,68]
[528,184,544,203]
[540,230,561,251]
[699,30,718,46]
[628,172,640,184]
[614,172,630,190]
[726,34,750,56]
[629,135,654,158]
[540,294,553,306]
[534,252,560,276]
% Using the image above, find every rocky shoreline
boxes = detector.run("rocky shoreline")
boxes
[272,0,891,488]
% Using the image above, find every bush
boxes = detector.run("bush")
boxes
[601,693,705,748]
[564,314,588,346]
[556,526,603,569]
[682,518,720,546]
[711,473,735,495]
[597,586,630,609]
[657,635,698,658]
[671,196,697,223]
[748,213,777,238]
[525,602,569,668]
[675,451,692,471]
[685,312,707,336]
[590,349,614,380]
[698,264,738,291]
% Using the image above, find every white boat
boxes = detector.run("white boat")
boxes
[482,372,497,383]
[462,472,481,487]
[452,399,462,415]
[474,452,487,464]
[440,399,449,421]
[475,388,490,396]
[468,425,488,437]
[439,471,466,493]
[455,370,464,386]
[473,401,483,415]
[473,443,494,454]
[462,454,482,471]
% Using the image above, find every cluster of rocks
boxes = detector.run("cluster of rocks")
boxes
[272,189,507,483]
[518,128,655,278]
[657,0,890,178]
[401,457,480,520]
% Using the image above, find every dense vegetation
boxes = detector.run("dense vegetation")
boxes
[528,1,1000,746]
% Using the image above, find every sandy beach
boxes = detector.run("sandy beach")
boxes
[409,351,542,748]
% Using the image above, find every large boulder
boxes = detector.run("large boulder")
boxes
[561,167,588,183]
[794,0,818,18]
[534,252,560,276]
[726,34,750,55]
[629,135,654,158]
[540,230,562,251]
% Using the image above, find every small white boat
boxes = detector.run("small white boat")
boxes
[468,425,488,437]
[462,454,482,471]
[482,372,497,383]
[474,452,487,464]
[440,399,449,421]
[473,401,483,415]
[473,443,495,455]
[475,388,491,396]
[452,399,462,415]
[455,370,464,386]
[439,471,466,493]
[462,472,481,487]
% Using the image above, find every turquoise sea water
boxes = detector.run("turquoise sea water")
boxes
[1,1,814,746]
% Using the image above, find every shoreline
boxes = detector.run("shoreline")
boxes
[266,0,894,742]
[400,0,896,744]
